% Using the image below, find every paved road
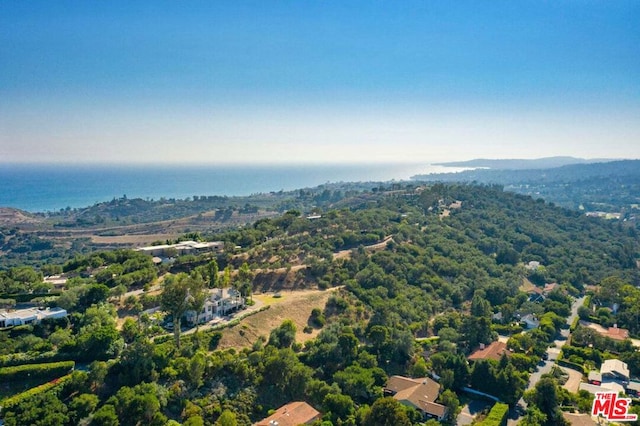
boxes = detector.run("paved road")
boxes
[507,296,586,425]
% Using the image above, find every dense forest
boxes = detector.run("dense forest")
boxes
[1,183,639,425]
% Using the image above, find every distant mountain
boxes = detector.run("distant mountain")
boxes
[434,156,613,170]
[413,159,640,214]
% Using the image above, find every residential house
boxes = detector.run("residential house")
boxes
[383,376,447,421]
[626,381,640,397]
[185,288,245,326]
[582,359,634,396]
[600,359,630,382]
[562,412,597,426]
[526,282,558,303]
[255,401,321,426]
[0,307,68,328]
[137,240,224,258]
[525,261,541,270]
[544,282,558,294]
[603,324,630,341]
[521,314,540,330]
[579,381,626,396]
[44,275,68,291]
[468,341,510,362]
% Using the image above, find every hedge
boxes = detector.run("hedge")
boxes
[0,361,75,382]
[556,359,586,375]
[0,351,74,368]
[477,402,509,426]
[0,291,61,303]
[0,374,72,410]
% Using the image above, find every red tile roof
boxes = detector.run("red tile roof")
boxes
[255,401,321,426]
[468,341,509,362]
[605,326,629,341]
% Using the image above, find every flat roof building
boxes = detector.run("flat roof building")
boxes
[0,307,67,328]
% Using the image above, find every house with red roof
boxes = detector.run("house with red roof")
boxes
[255,401,321,426]
[468,341,510,362]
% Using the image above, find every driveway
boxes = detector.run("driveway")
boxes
[457,399,492,426]
[560,366,583,393]
[508,296,586,425]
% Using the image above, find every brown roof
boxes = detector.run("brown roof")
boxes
[528,286,544,295]
[385,376,446,418]
[385,376,431,394]
[562,412,597,426]
[468,341,509,362]
[605,326,629,340]
[255,401,321,426]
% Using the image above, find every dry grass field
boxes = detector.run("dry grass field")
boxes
[216,288,340,350]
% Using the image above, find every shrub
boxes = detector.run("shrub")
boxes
[0,374,72,409]
[0,360,75,382]
[477,402,509,426]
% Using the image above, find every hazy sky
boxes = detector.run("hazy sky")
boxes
[1,1,639,164]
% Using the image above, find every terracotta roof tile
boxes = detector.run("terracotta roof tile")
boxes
[255,401,321,426]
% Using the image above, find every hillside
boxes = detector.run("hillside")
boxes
[1,182,639,425]
[414,159,640,214]
[434,156,609,170]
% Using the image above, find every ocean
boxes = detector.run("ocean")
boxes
[0,163,465,213]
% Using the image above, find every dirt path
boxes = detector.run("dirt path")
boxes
[333,236,394,260]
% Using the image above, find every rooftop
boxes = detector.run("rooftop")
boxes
[255,401,320,426]
[601,359,630,379]
[562,412,597,426]
[604,325,629,341]
[385,376,446,418]
[468,341,509,362]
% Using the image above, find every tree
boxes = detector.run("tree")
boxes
[160,273,205,348]
[91,404,119,426]
[268,319,297,349]
[189,275,208,333]
[333,365,382,404]
[237,262,254,301]
[520,406,547,426]
[439,389,461,425]
[323,393,355,423]
[117,339,156,386]
[215,410,238,426]
[186,351,206,389]
[207,259,219,288]
[121,317,141,344]
[222,265,233,288]
[526,377,568,426]
[69,393,99,424]
[363,397,412,426]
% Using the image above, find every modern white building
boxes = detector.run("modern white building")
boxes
[0,307,68,328]
[137,240,224,257]
[185,288,245,325]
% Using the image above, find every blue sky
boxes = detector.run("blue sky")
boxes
[1,1,639,164]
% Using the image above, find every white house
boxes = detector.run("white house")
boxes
[137,240,224,258]
[185,288,245,326]
[600,359,630,382]
[0,307,68,328]
[521,314,540,329]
